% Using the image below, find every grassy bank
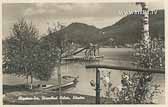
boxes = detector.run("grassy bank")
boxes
[3,84,108,104]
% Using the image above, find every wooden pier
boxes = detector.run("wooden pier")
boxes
[62,55,104,62]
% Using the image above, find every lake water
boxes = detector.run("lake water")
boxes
[54,48,165,103]
[3,48,165,103]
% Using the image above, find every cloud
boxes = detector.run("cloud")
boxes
[55,4,73,11]
[35,3,45,8]
[3,2,164,39]
[23,3,110,18]
[148,2,164,10]
[24,4,48,16]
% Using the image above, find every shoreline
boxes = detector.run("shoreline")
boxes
[3,90,101,104]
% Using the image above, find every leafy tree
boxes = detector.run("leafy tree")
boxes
[102,37,164,104]
[134,38,164,69]
[3,19,65,89]
[3,19,39,89]
[40,22,78,104]
[131,37,164,103]
[28,39,59,81]
[101,33,164,104]
[103,71,162,104]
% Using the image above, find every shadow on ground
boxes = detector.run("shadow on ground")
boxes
[3,84,31,94]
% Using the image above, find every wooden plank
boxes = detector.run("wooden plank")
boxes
[96,68,100,104]
[85,64,165,74]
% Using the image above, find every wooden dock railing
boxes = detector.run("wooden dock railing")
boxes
[85,64,165,104]
[86,64,165,74]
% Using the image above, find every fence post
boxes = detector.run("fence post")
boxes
[96,68,101,104]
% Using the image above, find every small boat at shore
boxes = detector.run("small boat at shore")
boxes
[35,76,79,91]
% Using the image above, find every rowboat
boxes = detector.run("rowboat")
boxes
[35,76,79,91]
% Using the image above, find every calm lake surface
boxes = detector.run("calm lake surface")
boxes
[56,48,165,103]
[3,48,165,103]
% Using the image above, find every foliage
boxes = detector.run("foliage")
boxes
[3,19,39,78]
[111,72,162,104]
[102,37,164,104]
[43,22,78,59]
[30,39,59,81]
[115,31,164,103]
[102,71,163,104]
[3,20,80,90]
[101,10,164,45]
[3,19,62,84]
[134,38,164,69]
[61,22,102,46]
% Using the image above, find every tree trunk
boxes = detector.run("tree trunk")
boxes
[57,58,62,104]
[24,66,29,88]
[26,75,29,88]
[30,74,33,90]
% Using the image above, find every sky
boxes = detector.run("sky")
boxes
[2,2,164,39]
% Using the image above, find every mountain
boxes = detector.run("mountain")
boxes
[41,9,164,46]
[61,22,102,46]
[101,9,164,45]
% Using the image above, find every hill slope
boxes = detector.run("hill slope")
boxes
[101,9,164,45]
[41,9,164,46]
[62,22,102,46]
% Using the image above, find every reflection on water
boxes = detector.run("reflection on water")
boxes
[53,48,165,103]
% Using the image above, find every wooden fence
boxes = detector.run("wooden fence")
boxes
[85,64,165,104]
